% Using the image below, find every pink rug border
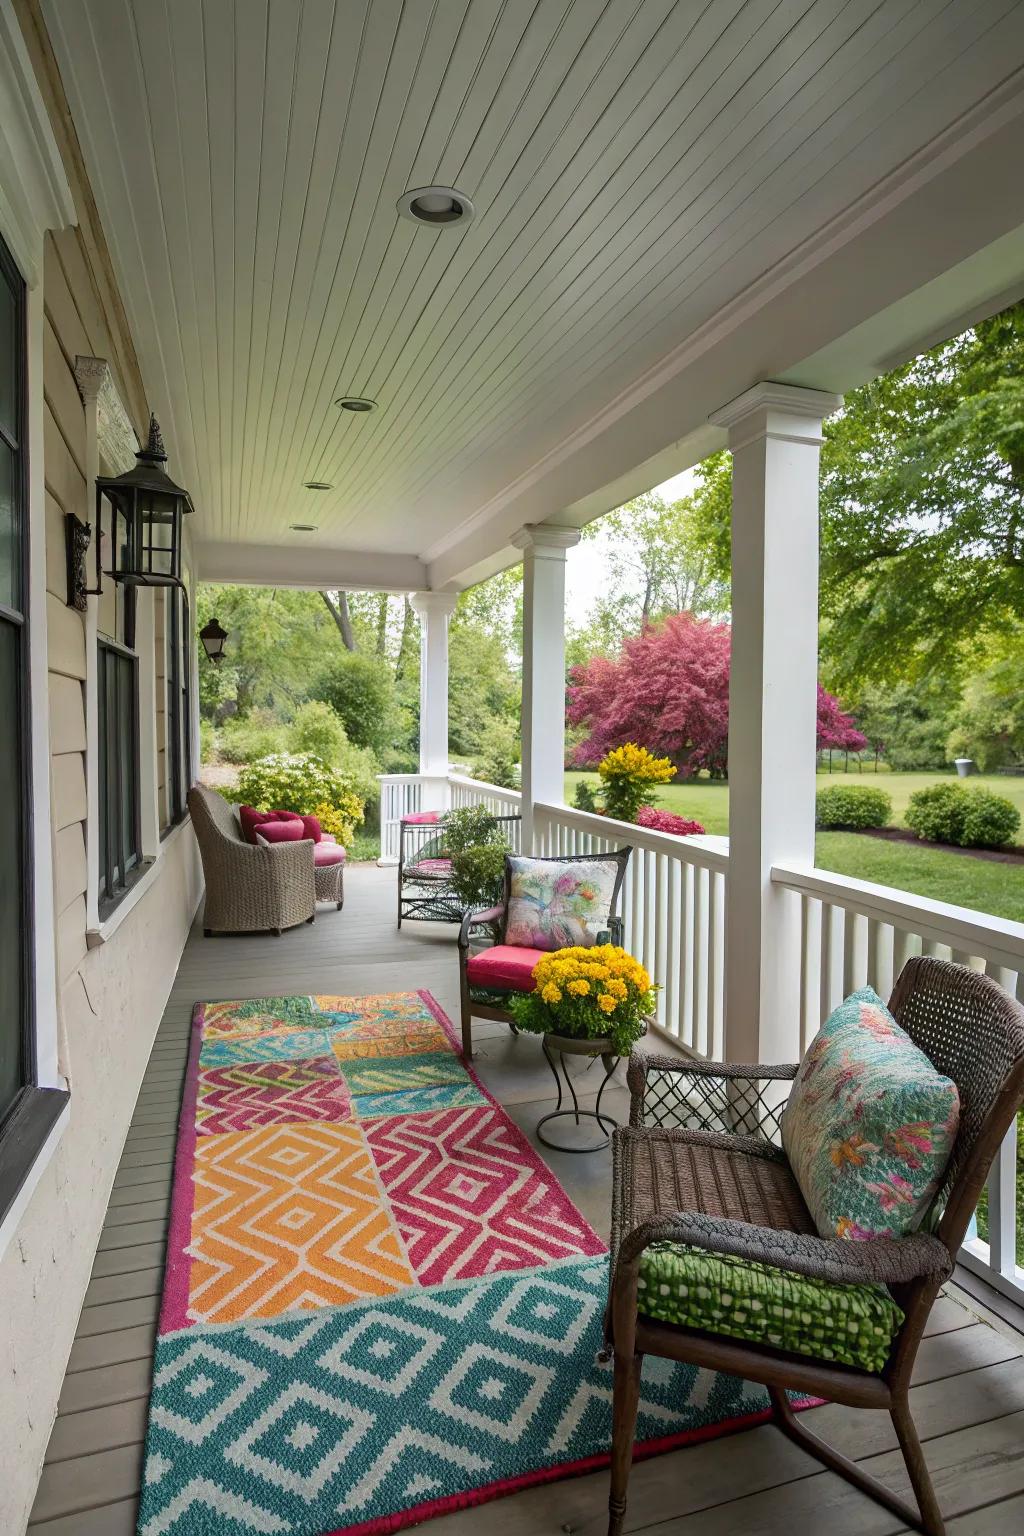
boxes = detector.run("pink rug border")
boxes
[159,1000,206,1334]
[322,1397,819,1536]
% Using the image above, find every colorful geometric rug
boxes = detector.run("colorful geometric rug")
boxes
[139,991,780,1535]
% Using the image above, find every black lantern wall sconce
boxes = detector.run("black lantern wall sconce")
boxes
[199,617,228,663]
[66,415,193,631]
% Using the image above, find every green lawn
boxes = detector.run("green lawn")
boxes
[565,770,1024,922]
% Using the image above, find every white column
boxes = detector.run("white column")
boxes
[710,383,841,1063]
[511,524,580,850]
[410,591,458,812]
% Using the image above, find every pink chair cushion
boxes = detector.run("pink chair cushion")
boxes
[256,819,305,844]
[403,812,439,824]
[301,814,323,843]
[466,945,546,993]
[313,842,347,867]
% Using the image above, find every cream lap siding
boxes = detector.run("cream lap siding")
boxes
[42,272,90,980]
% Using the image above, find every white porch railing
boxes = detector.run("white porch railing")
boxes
[378,772,522,862]
[772,859,1024,1304]
[377,773,1024,1302]
[533,801,730,1060]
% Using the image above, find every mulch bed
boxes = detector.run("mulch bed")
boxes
[841,826,1024,866]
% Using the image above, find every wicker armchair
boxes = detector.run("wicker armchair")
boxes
[606,958,1024,1536]
[188,785,316,936]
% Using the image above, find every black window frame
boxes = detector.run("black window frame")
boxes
[164,585,192,830]
[0,233,69,1228]
[97,635,143,915]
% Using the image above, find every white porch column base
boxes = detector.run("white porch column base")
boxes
[711,383,842,1063]
[512,524,580,851]
[411,591,457,813]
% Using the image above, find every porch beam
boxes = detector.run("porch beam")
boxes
[195,540,427,593]
[410,591,458,813]
[710,383,841,1062]
[512,524,580,850]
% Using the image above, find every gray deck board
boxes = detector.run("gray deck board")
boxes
[27,863,1024,1535]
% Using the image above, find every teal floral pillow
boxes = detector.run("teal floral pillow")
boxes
[781,988,960,1241]
[505,857,620,951]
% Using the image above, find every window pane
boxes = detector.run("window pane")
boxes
[119,657,136,871]
[0,439,15,611]
[0,273,15,442]
[0,621,24,1120]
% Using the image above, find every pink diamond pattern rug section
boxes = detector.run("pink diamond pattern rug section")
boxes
[140,990,787,1536]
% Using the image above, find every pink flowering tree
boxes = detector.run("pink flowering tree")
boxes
[567,613,864,776]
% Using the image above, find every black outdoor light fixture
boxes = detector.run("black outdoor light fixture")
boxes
[66,414,193,614]
[199,616,228,664]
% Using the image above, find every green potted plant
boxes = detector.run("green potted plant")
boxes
[441,805,513,912]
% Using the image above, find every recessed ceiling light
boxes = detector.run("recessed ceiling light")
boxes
[334,396,377,413]
[397,185,475,227]
[303,480,333,490]
[290,522,318,533]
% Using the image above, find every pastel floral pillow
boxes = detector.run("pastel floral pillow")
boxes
[505,856,620,952]
[781,987,960,1242]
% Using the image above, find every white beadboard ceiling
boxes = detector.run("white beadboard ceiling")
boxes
[42,0,1024,581]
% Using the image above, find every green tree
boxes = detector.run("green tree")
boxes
[818,300,1024,685]
[311,651,398,757]
[197,585,339,719]
[947,632,1024,771]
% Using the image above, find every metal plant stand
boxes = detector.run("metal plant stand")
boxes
[536,1033,623,1152]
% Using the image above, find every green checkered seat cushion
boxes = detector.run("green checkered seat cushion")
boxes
[637,1241,904,1373]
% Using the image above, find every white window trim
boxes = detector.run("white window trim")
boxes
[0,0,75,1248]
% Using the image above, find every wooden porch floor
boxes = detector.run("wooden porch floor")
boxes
[27,864,1024,1535]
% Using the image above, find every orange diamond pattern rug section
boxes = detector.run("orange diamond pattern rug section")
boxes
[140,991,781,1536]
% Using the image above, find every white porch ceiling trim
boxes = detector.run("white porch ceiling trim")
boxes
[196,540,426,594]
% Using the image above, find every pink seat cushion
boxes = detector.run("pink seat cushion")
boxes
[403,812,439,824]
[313,842,347,867]
[414,857,452,875]
[466,945,546,993]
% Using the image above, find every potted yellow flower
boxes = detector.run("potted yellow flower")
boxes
[507,945,655,1058]
[508,945,656,1151]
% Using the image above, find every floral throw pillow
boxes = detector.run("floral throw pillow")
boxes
[504,857,620,952]
[781,987,960,1242]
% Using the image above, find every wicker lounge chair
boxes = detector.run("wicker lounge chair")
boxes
[188,784,316,936]
[606,958,1024,1536]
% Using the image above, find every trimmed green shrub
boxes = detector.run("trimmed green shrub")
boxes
[199,718,216,765]
[905,783,969,845]
[289,700,348,764]
[959,789,1021,849]
[448,844,509,911]
[905,783,1019,848]
[815,785,892,830]
[573,778,600,813]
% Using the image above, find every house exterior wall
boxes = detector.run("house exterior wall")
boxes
[0,33,203,1531]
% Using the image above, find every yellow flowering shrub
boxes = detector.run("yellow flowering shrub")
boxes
[507,944,656,1056]
[598,743,677,823]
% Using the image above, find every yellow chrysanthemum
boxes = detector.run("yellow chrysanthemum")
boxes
[541,982,562,1005]
[597,993,618,1013]
[567,979,590,996]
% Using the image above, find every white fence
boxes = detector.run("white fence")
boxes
[534,802,729,1059]
[377,772,1024,1302]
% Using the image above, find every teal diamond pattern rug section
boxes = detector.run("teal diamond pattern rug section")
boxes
[140,1257,774,1535]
